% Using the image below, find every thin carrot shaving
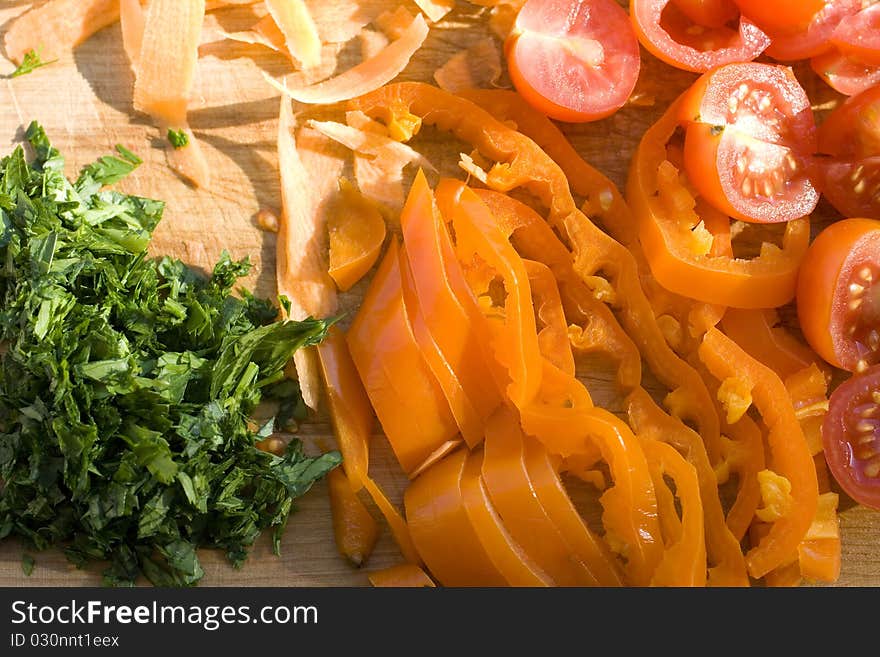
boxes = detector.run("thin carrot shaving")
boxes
[459,153,489,184]
[307,118,434,211]
[265,0,322,70]
[222,14,289,56]
[119,0,145,69]
[359,29,390,61]
[486,0,524,40]
[305,0,389,44]
[4,0,121,64]
[374,6,417,39]
[264,14,429,105]
[434,38,502,93]
[276,97,341,410]
[413,0,456,23]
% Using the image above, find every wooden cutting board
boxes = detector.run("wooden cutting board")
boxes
[0,1,878,587]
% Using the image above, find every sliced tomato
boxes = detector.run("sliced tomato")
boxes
[796,218,880,373]
[505,0,640,122]
[830,2,880,66]
[672,0,739,28]
[811,48,880,96]
[817,84,880,219]
[630,0,770,73]
[823,365,880,509]
[678,62,819,223]
[733,0,824,35]
[763,0,861,61]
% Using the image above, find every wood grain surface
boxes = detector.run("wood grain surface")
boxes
[0,0,877,587]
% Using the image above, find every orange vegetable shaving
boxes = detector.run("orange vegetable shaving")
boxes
[264,13,429,104]
[434,38,503,93]
[413,0,456,23]
[328,468,379,567]
[119,0,145,68]
[328,180,387,292]
[265,0,322,69]
[368,564,436,587]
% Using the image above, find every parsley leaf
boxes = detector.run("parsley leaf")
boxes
[10,49,57,78]
[167,129,190,149]
[0,123,340,586]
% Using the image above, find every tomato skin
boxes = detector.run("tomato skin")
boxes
[823,365,880,510]
[830,3,880,66]
[763,0,861,61]
[505,0,640,123]
[679,63,819,223]
[796,218,880,372]
[672,0,738,28]
[733,0,824,35]
[630,0,770,73]
[811,48,880,97]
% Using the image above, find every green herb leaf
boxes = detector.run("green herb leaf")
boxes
[167,129,190,149]
[11,49,57,78]
[21,554,35,576]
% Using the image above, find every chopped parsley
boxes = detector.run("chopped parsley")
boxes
[167,129,190,149]
[10,49,57,78]
[0,123,340,586]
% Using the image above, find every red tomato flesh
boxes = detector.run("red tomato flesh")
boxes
[630,0,770,73]
[811,48,880,97]
[679,63,819,223]
[733,0,825,35]
[824,364,880,510]
[796,218,880,373]
[831,3,880,66]
[505,0,640,123]
[671,0,739,28]
[817,84,880,220]
[764,0,861,61]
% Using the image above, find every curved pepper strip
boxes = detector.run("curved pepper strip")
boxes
[721,416,766,542]
[475,188,643,392]
[642,440,707,587]
[399,170,503,445]
[523,260,576,378]
[403,448,507,586]
[521,435,624,586]
[317,325,422,564]
[346,239,459,475]
[460,88,725,346]
[699,329,818,579]
[461,449,554,586]
[349,83,722,463]
[721,309,827,383]
[626,388,749,586]
[368,564,436,587]
[627,95,811,309]
[434,179,543,409]
[482,408,599,586]
[522,401,663,585]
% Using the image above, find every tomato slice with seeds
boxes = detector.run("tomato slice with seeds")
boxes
[811,48,880,97]
[823,365,880,510]
[505,0,640,123]
[678,62,819,223]
[830,2,880,66]
[630,0,770,73]
[817,84,880,220]
[797,218,880,373]
[762,0,861,61]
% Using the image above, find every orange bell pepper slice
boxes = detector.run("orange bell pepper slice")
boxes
[699,328,818,579]
[626,95,810,309]
[481,408,598,586]
[721,415,766,543]
[626,388,749,586]
[328,180,387,292]
[642,440,707,587]
[368,564,436,587]
[399,171,504,445]
[346,238,459,475]
[434,179,543,409]
[351,84,722,462]
[524,260,576,378]
[521,435,624,586]
[327,468,379,568]
[403,448,507,586]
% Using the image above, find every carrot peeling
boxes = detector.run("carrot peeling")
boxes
[265,0,322,70]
